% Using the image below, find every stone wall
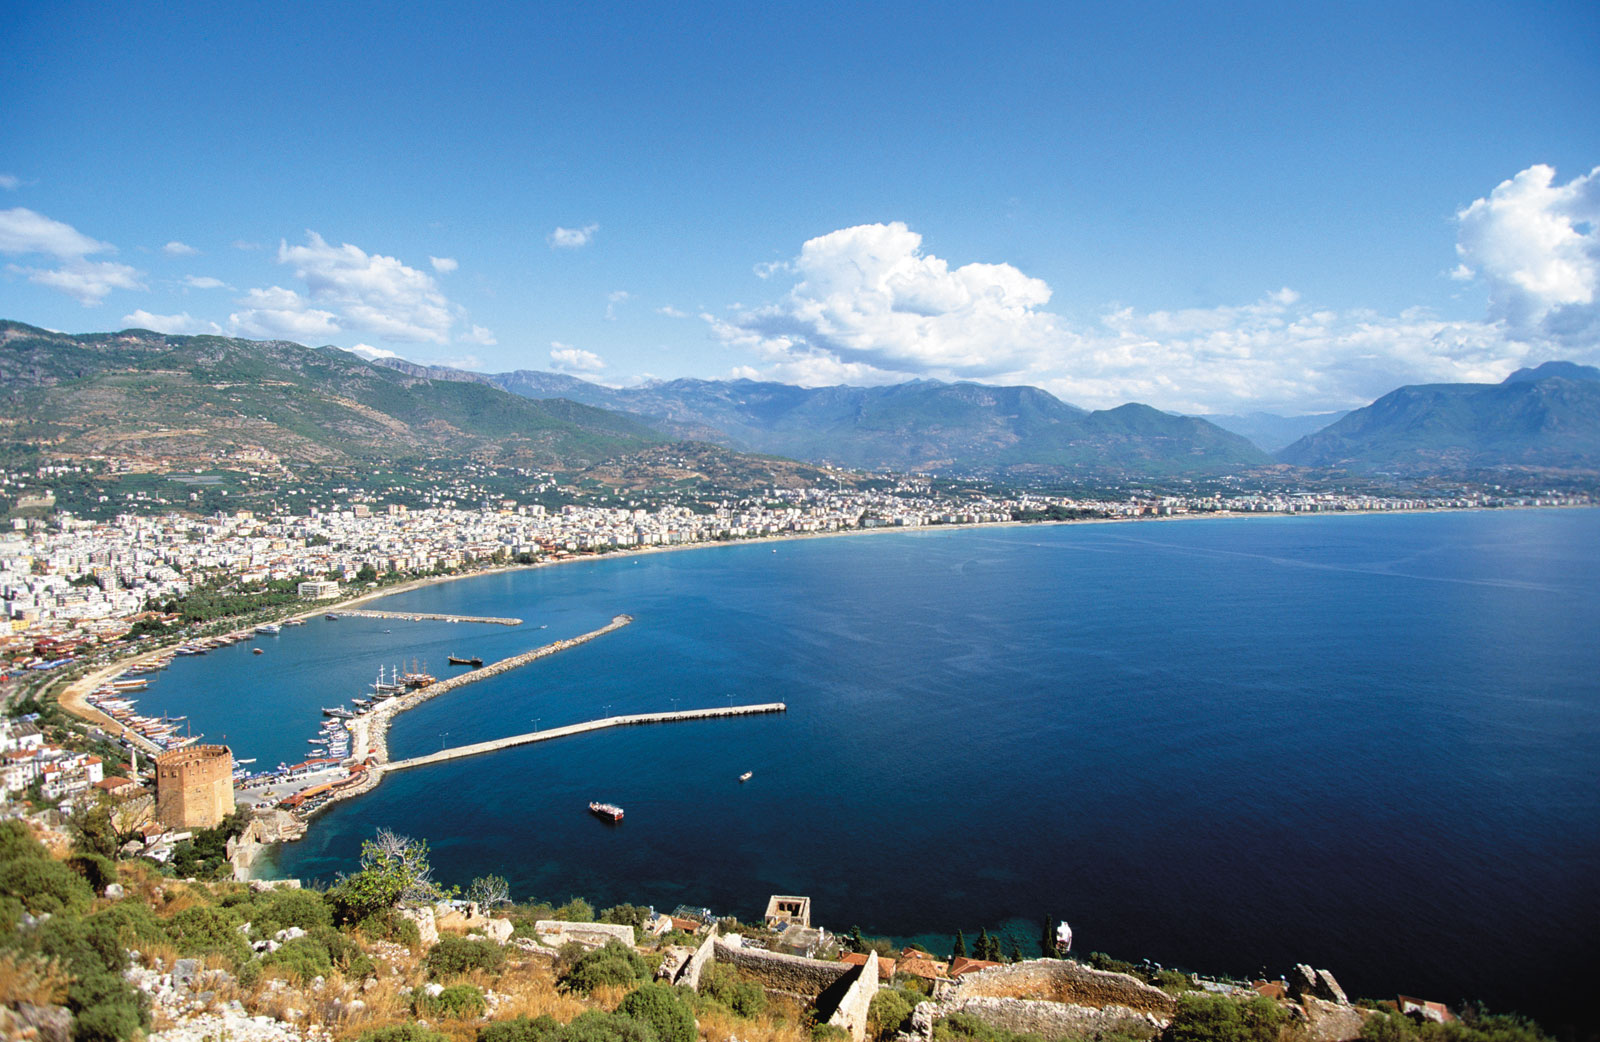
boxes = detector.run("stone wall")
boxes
[826,949,879,1042]
[911,996,1164,1041]
[534,920,637,949]
[676,925,719,990]
[713,936,854,1000]
[950,959,1176,1017]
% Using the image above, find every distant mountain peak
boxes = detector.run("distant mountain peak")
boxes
[1502,360,1600,384]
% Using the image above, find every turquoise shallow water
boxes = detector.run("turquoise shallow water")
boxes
[137,511,1600,1028]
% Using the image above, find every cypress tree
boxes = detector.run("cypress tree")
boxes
[849,926,865,953]
[952,929,967,959]
[1009,941,1024,963]
[1041,916,1055,957]
[975,928,992,961]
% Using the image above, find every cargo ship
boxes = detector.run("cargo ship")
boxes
[447,655,483,667]
[588,801,624,822]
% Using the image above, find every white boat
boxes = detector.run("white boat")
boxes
[739,771,753,782]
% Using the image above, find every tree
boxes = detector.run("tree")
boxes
[974,929,992,962]
[951,929,967,960]
[329,828,452,923]
[468,873,511,909]
[849,925,867,953]
[1041,916,1055,958]
[1164,994,1287,1042]
[1008,941,1023,963]
[867,989,914,1040]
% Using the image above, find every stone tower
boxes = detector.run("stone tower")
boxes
[154,744,234,829]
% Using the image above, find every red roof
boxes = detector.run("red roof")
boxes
[947,957,1002,978]
[840,952,896,977]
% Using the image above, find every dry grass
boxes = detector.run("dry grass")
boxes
[485,960,590,1023]
[0,951,70,1007]
[695,993,819,1042]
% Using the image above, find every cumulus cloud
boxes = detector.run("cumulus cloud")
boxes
[548,223,598,249]
[184,275,230,290]
[163,240,199,256]
[228,284,341,341]
[0,174,20,191]
[0,207,113,258]
[430,255,458,273]
[464,324,497,345]
[349,343,400,360]
[19,259,146,305]
[549,342,604,373]
[711,211,1574,414]
[121,309,221,335]
[1455,163,1600,345]
[605,289,629,320]
[656,305,688,318]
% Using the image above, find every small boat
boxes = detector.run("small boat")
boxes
[739,771,753,782]
[255,623,281,635]
[253,648,264,655]
[589,801,624,822]
[326,614,338,620]
[447,655,483,667]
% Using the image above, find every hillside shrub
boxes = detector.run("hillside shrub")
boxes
[1162,994,1286,1042]
[0,856,94,915]
[933,1012,1047,1042]
[359,1025,452,1042]
[615,982,697,1042]
[563,1009,660,1042]
[560,939,649,994]
[166,904,250,964]
[416,983,487,1019]
[0,820,47,862]
[868,988,916,1040]
[479,1014,564,1042]
[698,961,767,1018]
[424,935,506,979]
[262,936,334,983]
[68,852,119,893]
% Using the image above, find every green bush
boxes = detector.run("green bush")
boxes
[68,852,119,893]
[166,904,250,964]
[811,1025,851,1042]
[562,1009,660,1042]
[698,962,767,1018]
[417,983,488,1019]
[256,887,334,934]
[424,935,506,979]
[1162,994,1286,1042]
[553,897,595,922]
[868,988,915,1040]
[933,1012,1047,1042]
[263,936,334,983]
[359,1025,452,1042]
[87,900,168,950]
[615,982,697,1042]
[1152,969,1192,994]
[560,940,649,994]
[479,1014,564,1042]
[355,906,422,946]
[0,819,48,862]
[0,856,95,915]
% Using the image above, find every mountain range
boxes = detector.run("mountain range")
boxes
[4,320,1598,482]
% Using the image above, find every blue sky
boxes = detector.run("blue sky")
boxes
[2,1,1597,413]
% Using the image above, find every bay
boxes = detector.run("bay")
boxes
[137,510,1600,1028]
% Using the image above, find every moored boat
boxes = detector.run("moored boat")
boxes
[589,801,624,822]
[739,771,753,782]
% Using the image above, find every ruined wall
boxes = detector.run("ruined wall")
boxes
[713,937,854,1000]
[912,996,1165,1041]
[826,950,880,1042]
[677,925,720,990]
[535,920,637,949]
[950,959,1176,1017]
[154,745,234,829]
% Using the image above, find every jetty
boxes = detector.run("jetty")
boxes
[332,609,523,626]
[385,703,786,772]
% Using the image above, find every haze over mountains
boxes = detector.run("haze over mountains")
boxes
[4,320,1598,482]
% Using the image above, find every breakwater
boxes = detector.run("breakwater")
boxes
[385,703,788,771]
[333,608,523,625]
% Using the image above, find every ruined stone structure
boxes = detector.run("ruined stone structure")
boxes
[910,959,1178,1041]
[711,935,879,1042]
[153,744,234,829]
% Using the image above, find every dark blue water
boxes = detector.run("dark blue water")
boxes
[139,511,1600,1028]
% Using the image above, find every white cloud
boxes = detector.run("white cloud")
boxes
[349,343,400,361]
[605,289,629,320]
[711,211,1578,414]
[548,223,598,249]
[121,309,221,335]
[0,207,112,258]
[15,259,146,305]
[1455,163,1600,344]
[549,342,605,373]
[163,240,199,256]
[228,284,341,341]
[233,239,263,251]
[430,255,458,273]
[0,174,21,191]
[184,275,230,290]
[656,305,688,318]
[464,324,497,345]
[271,232,457,343]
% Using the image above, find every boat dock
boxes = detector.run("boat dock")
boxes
[332,609,523,626]
[384,702,787,772]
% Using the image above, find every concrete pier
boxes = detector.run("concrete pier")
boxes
[385,703,787,772]
[334,608,523,625]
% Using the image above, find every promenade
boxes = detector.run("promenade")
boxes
[385,703,787,771]
[332,608,523,625]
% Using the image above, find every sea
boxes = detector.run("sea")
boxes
[130,509,1600,1029]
